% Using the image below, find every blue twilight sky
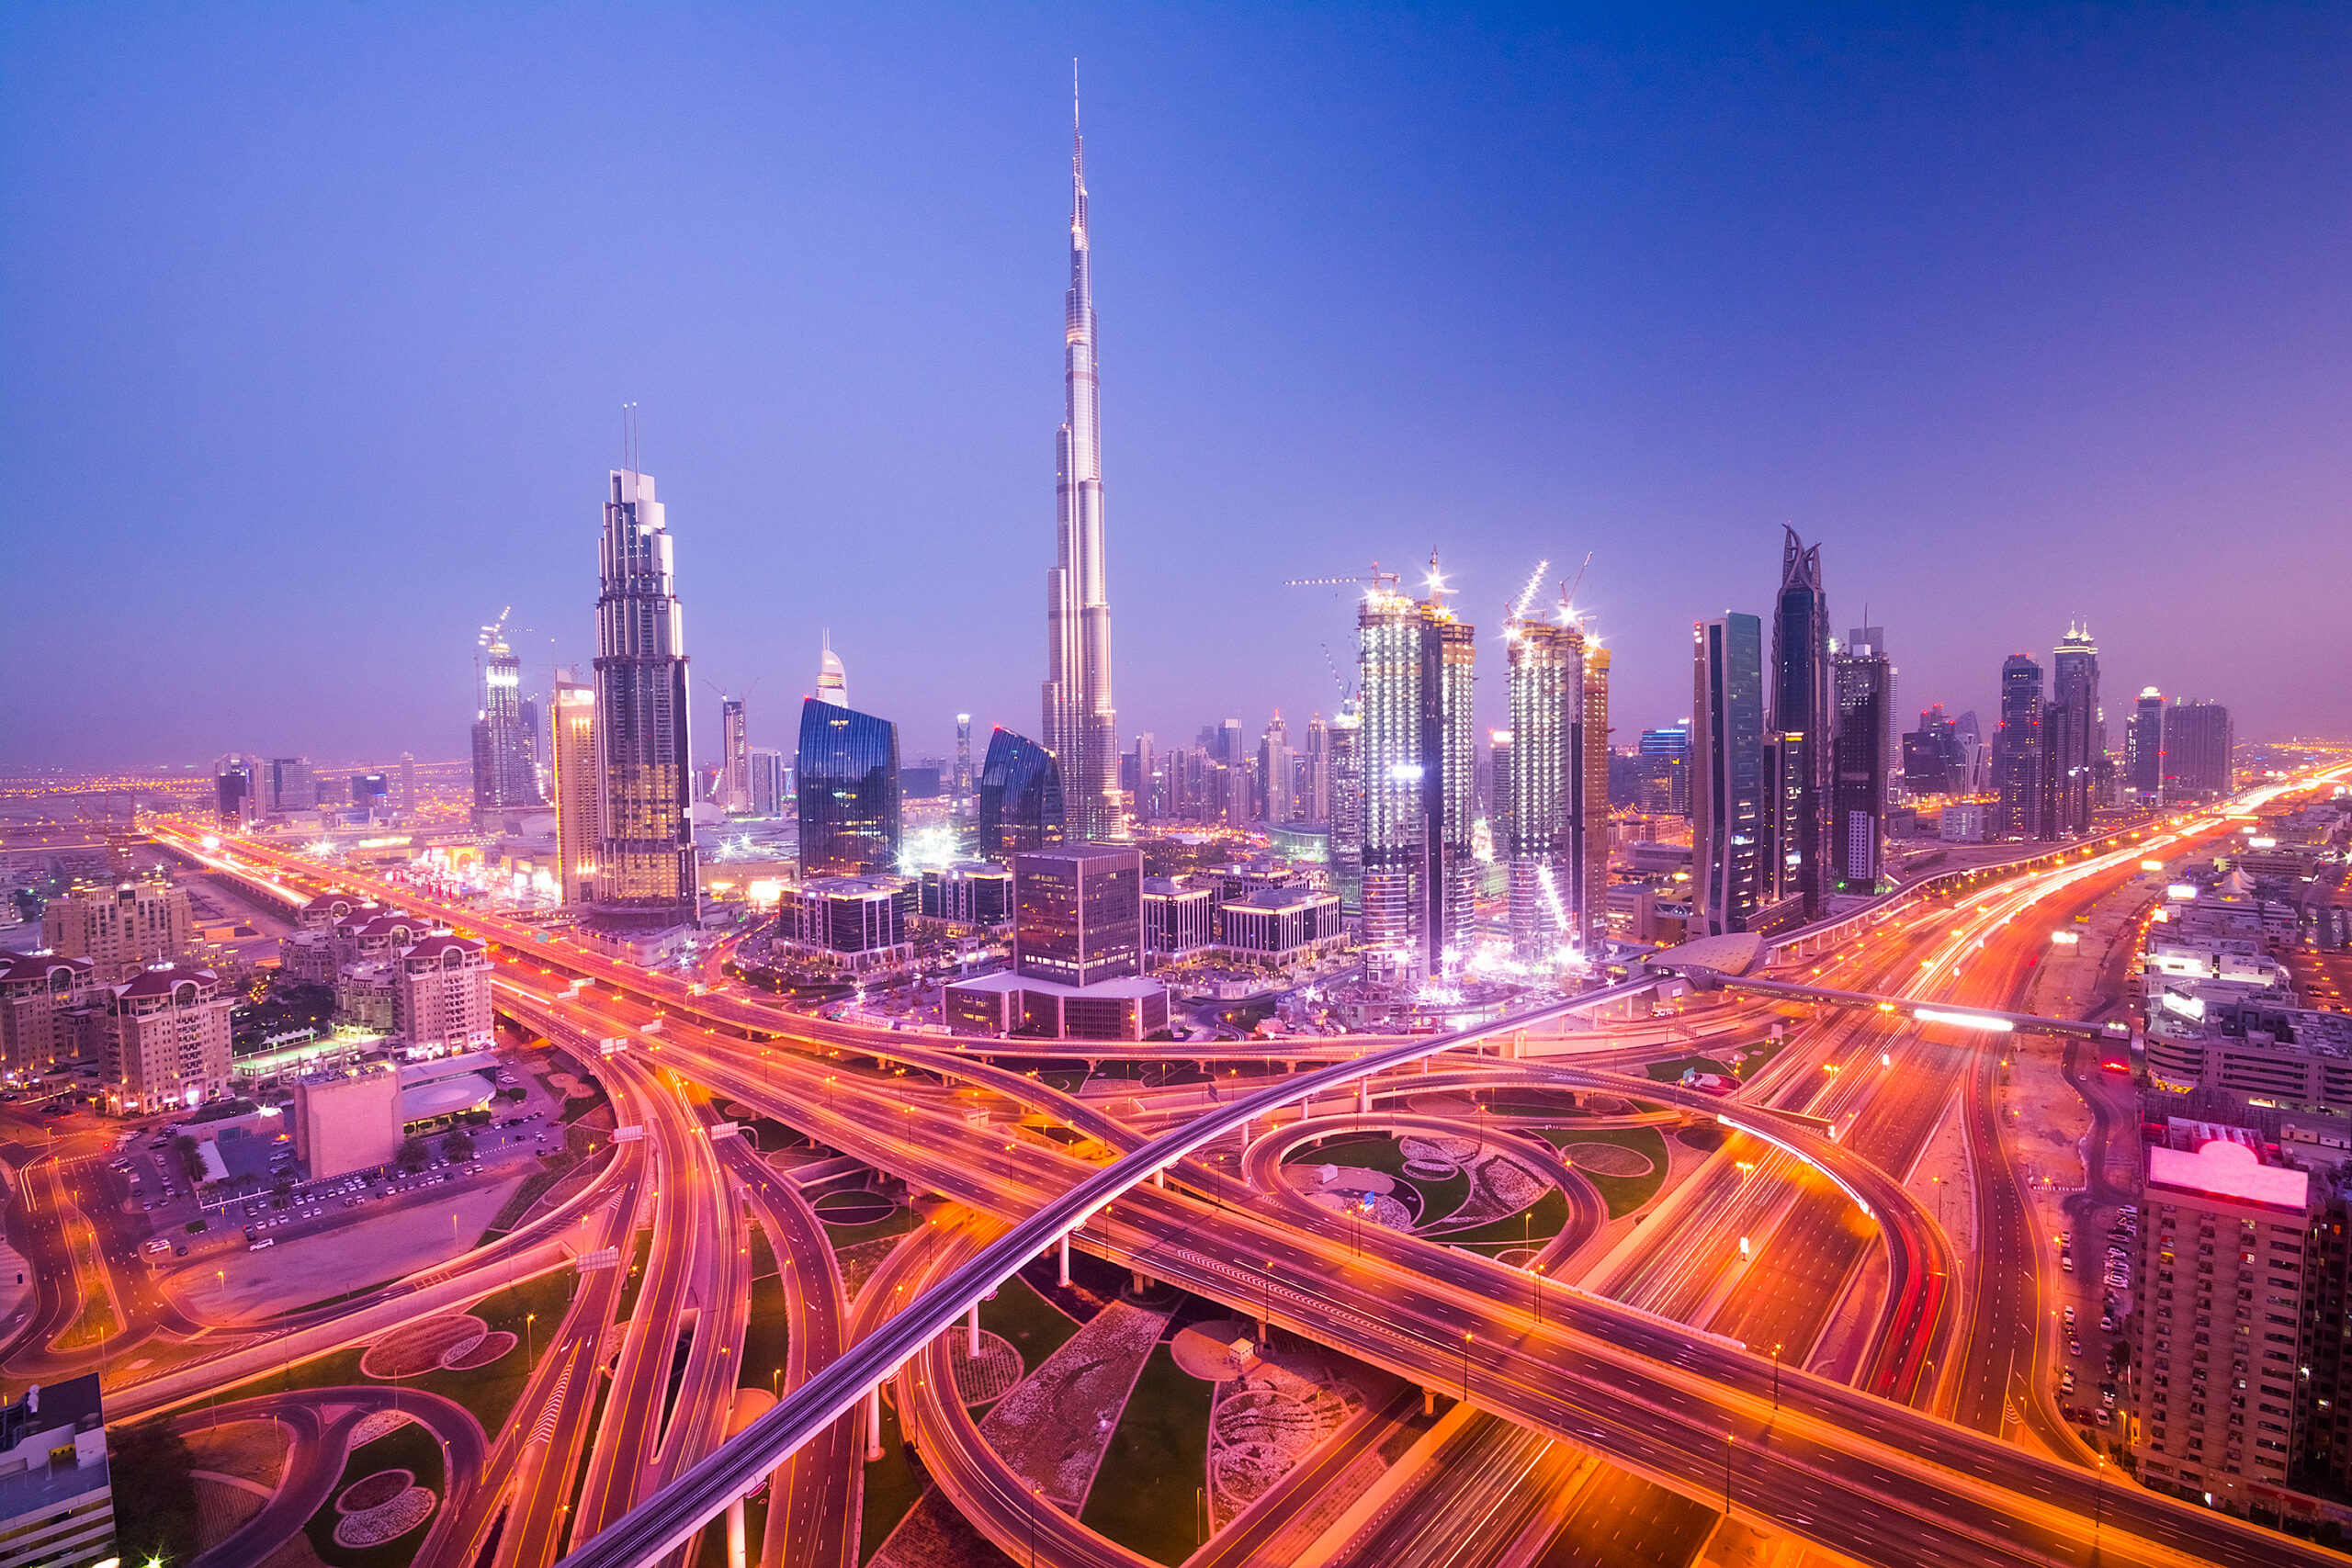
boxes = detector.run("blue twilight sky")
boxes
[3,4,2346,772]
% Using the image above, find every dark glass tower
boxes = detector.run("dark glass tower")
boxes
[795,698,902,877]
[2049,626,2100,836]
[1830,645,1890,890]
[1695,613,1767,935]
[976,728,1066,859]
[1993,654,2045,840]
[1770,527,1831,914]
[592,468,696,924]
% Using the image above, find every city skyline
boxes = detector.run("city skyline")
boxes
[5,8,2347,768]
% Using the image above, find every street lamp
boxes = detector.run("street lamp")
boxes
[1461,1331,1473,1404]
[1723,1431,1734,1516]
[1770,1343,1781,1414]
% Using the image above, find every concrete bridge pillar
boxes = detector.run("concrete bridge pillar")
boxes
[968,1303,981,1356]
[865,1385,885,1461]
[1058,1232,1071,1287]
[727,1496,747,1568]
[1423,1386,1436,1416]
[1358,1077,1371,1114]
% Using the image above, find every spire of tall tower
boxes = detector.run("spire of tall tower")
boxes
[1044,76,1119,840]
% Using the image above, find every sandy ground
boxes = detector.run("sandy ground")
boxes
[163,1176,526,1322]
[185,1417,290,1488]
[195,1477,269,1552]
[978,1298,1170,1510]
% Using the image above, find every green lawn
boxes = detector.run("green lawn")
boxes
[1643,1055,1738,1084]
[302,1409,447,1568]
[1538,1125,1672,1218]
[1280,1134,1469,1227]
[859,1391,922,1564]
[740,1225,790,1395]
[978,1276,1080,1375]
[1077,1341,1210,1565]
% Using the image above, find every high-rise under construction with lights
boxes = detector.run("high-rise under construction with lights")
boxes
[1041,90,1122,842]
[1355,565,1476,987]
[1504,596,1585,963]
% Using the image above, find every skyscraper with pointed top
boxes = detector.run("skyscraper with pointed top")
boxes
[1043,84,1122,841]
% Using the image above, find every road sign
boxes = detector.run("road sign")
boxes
[577,1247,620,1271]
[613,1126,645,1144]
[707,1122,740,1140]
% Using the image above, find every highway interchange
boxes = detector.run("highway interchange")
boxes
[20,773,2341,1568]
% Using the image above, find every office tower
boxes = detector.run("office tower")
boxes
[1260,713,1293,827]
[954,714,975,814]
[41,881,194,985]
[2127,687,2166,803]
[797,696,902,876]
[1693,614,1767,936]
[470,630,540,824]
[1902,705,1962,796]
[1952,709,1985,794]
[550,676,599,906]
[100,965,232,1113]
[1041,96,1123,843]
[214,757,254,827]
[1012,844,1143,987]
[1303,714,1332,826]
[1849,625,1897,802]
[350,773,390,815]
[1216,720,1250,827]
[1770,529,1832,914]
[1128,732,1157,825]
[1504,609,1579,962]
[1578,644,1611,946]
[748,747,786,818]
[977,728,1066,858]
[1993,654,2045,840]
[518,692,546,800]
[2047,625,2101,837]
[2165,701,2234,795]
[1637,725,1690,817]
[1357,569,1477,984]
[399,751,416,814]
[267,757,317,813]
[1329,700,1363,915]
[591,465,697,925]
[1830,642,1890,891]
[720,695,752,815]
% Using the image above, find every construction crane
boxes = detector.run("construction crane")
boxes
[1506,558,1551,626]
[478,606,514,654]
[1283,562,1400,594]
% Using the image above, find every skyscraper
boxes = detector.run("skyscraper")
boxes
[1694,614,1767,936]
[1953,709,1985,795]
[1579,643,1611,945]
[2165,701,2233,795]
[1830,641,1890,891]
[1637,726,1690,816]
[1042,94,1122,842]
[550,676,599,906]
[1303,715,1332,827]
[592,465,696,925]
[953,713,975,817]
[1504,607,1580,961]
[470,630,540,826]
[1329,699,1363,915]
[1770,528,1832,915]
[2127,687,2165,802]
[2048,625,2101,837]
[1993,654,2045,840]
[1219,719,1250,827]
[1902,705,1962,796]
[796,697,902,877]
[1259,712,1292,827]
[398,751,415,815]
[720,695,752,816]
[1128,731,1157,824]
[1357,568,1476,984]
[977,728,1066,858]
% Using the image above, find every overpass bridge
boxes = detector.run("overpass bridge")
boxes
[1648,965,2134,1043]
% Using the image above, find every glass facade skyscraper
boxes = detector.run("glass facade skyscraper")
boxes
[1012,844,1142,987]
[1355,570,1477,986]
[1694,613,1767,936]
[1993,653,2045,840]
[1770,527,1831,915]
[1504,610,1582,961]
[976,728,1065,858]
[795,697,902,877]
[592,468,696,924]
[2048,626,2100,837]
[1830,645,1890,891]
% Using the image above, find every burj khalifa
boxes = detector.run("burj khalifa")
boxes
[1042,90,1122,841]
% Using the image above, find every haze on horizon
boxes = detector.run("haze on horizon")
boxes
[3,5,2346,770]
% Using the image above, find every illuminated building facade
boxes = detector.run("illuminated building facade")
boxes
[40,880,193,986]
[0,953,92,1076]
[1579,643,1610,946]
[720,695,752,815]
[1993,653,2045,840]
[1260,712,1292,826]
[954,714,975,814]
[1830,640,1890,891]
[1328,699,1363,915]
[1693,614,1767,936]
[1504,611,1581,961]
[268,756,317,814]
[1356,570,1476,984]
[796,698,902,877]
[1770,527,1831,914]
[471,632,540,825]
[591,467,696,925]
[390,934,495,1055]
[550,676,599,906]
[101,965,232,1113]
[2165,700,2234,796]
[1303,714,1332,827]
[1012,843,1143,987]
[1041,97,1122,842]
[976,727,1066,858]
[2128,686,2166,802]
[2048,625,2101,837]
